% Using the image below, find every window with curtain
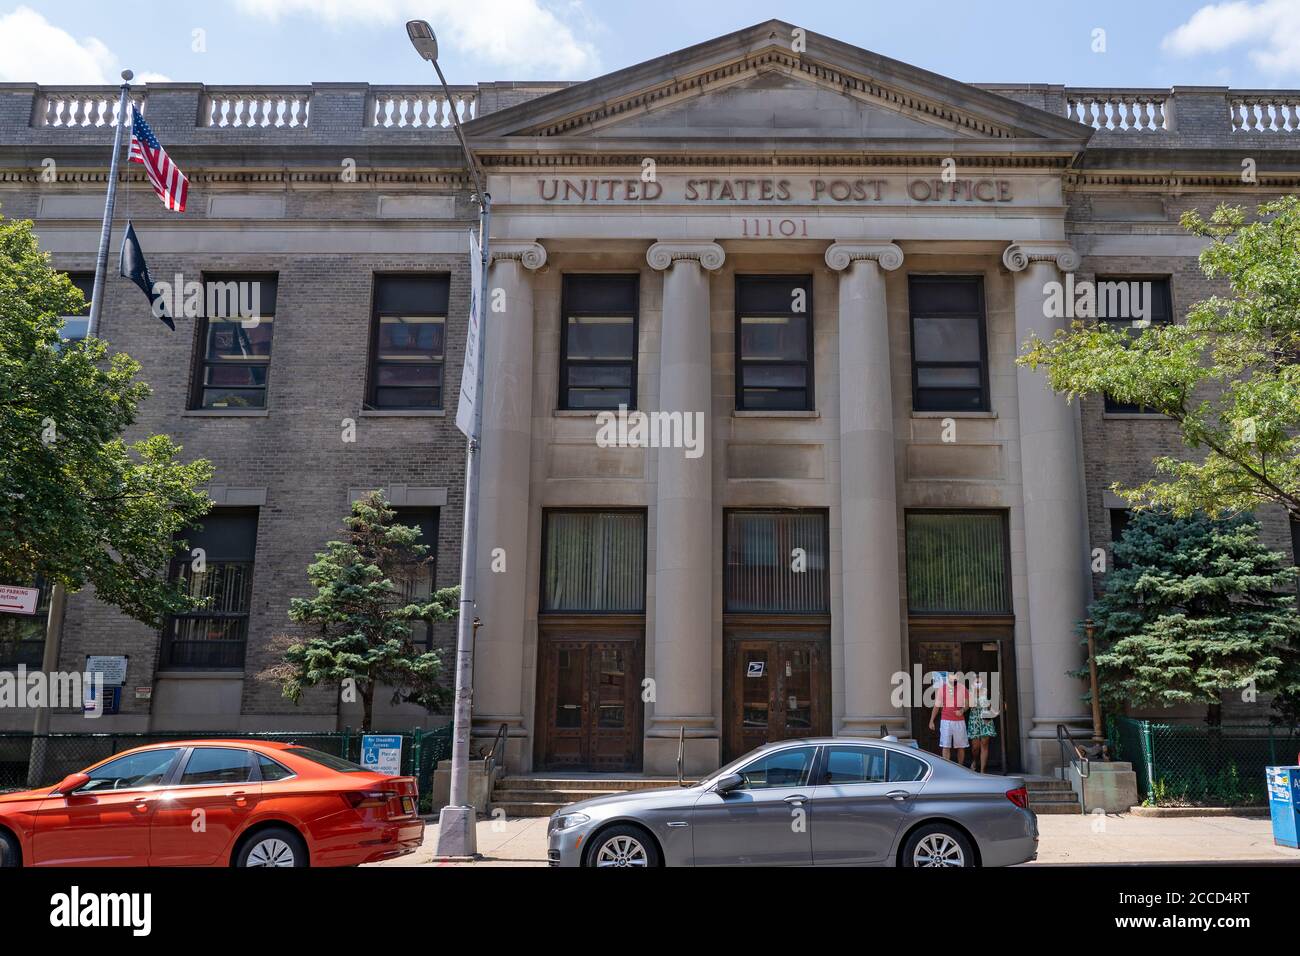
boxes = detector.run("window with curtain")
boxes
[725,510,828,613]
[162,510,259,668]
[542,511,645,613]
[908,275,989,412]
[905,511,1010,614]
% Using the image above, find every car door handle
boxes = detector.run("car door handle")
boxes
[784,795,808,806]
[132,799,151,813]
[885,790,912,802]
[232,791,249,807]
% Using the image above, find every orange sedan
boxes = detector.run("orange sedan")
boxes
[0,740,423,867]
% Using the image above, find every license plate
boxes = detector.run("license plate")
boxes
[402,796,416,815]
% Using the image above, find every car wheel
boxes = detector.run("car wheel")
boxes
[0,830,20,867]
[586,824,659,868]
[235,827,307,868]
[902,824,975,868]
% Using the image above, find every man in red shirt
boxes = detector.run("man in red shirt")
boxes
[928,673,969,764]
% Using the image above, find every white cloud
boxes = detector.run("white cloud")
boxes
[232,0,599,76]
[0,6,171,84]
[1162,0,1300,76]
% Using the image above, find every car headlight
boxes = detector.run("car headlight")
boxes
[550,812,590,833]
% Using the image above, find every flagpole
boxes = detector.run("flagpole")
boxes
[87,69,132,340]
[29,69,133,784]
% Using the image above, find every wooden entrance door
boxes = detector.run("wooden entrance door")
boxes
[724,633,830,762]
[908,627,1020,772]
[537,631,643,771]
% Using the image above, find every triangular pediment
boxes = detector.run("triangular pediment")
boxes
[467,20,1092,154]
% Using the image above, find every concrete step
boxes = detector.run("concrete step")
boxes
[1024,779,1073,791]
[494,776,690,792]
[492,788,624,803]
[1028,791,1080,803]
[1029,801,1082,815]
[490,801,566,818]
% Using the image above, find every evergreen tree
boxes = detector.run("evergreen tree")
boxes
[261,491,458,730]
[1090,510,1300,723]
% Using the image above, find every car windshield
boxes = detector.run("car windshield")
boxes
[283,747,368,772]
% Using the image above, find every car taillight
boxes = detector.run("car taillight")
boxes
[342,789,393,810]
[1005,786,1029,809]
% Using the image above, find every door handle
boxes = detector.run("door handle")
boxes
[784,794,807,806]
[132,799,151,813]
[232,791,249,807]
[885,790,911,802]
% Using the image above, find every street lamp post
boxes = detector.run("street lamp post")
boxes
[407,20,489,859]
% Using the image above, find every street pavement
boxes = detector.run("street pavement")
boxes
[372,812,1300,867]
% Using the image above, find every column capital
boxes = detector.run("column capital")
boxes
[1002,241,1079,274]
[489,240,547,270]
[824,241,903,272]
[646,240,725,272]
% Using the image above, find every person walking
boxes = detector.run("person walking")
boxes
[966,673,998,773]
[928,672,968,764]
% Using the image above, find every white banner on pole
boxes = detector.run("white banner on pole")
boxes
[455,229,482,437]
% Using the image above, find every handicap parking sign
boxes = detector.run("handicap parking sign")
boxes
[360,734,403,775]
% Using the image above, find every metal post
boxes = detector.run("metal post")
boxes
[88,71,132,341]
[1085,618,1104,742]
[433,63,490,861]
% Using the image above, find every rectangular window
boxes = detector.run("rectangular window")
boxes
[560,274,638,410]
[162,510,259,669]
[368,274,449,410]
[542,510,645,613]
[190,274,277,410]
[908,276,989,412]
[735,275,814,411]
[394,507,439,650]
[59,273,93,344]
[1109,508,1131,543]
[725,510,829,613]
[1100,277,1173,414]
[905,511,1010,614]
[0,579,49,669]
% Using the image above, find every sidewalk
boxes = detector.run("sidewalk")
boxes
[372,812,1300,867]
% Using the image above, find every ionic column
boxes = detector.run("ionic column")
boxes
[472,241,546,757]
[1003,241,1093,769]
[644,240,724,774]
[825,242,907,738]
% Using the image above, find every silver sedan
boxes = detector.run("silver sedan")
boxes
[547,737,1037,867]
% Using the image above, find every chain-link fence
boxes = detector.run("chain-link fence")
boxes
[0,725,453,810]
[1111,716,1300,807]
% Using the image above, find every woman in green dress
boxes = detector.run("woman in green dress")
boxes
[966,674,998,773]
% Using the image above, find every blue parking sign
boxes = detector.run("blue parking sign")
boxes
[360,734,403,776]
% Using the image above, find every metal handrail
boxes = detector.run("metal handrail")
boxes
[482,722,508,776]
[1056,723,1090,779]
[676,725,686,787]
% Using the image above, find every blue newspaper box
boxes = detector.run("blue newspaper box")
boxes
[1265,766,1300,849]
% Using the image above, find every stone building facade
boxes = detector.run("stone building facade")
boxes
[1,21,1296,773]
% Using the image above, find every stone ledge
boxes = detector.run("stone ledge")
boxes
[1129,805,1269,818]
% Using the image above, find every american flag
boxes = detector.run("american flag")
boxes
[128,106,188,212]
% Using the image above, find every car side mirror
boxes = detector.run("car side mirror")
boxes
[52,772,90,795]
[714,772,744,794]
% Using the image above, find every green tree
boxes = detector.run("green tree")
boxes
[1089,510,1300,722]
[0,213,212,630]
[260,491,457,730]
[1020,196,1300,533]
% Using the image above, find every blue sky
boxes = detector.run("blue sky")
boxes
[2,1,1300,88]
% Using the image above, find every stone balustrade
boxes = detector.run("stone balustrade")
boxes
[1229,92,1300,132]
[200,87,313,128]
[1064,88,1169,131]
[32,88,145,127]
[367,87,477,128]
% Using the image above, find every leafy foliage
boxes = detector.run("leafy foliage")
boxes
[1088,511,1300,718]
[260,491,458,729]
[0,213,212,627]
[1020,196,1300,525]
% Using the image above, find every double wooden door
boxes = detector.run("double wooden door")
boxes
[536,629,643,771]
[724,632,830,762]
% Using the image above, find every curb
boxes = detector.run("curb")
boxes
[1129,805,1269,818]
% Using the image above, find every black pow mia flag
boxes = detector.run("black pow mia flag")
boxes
[119,220,174,330]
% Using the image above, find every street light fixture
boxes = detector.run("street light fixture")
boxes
[406,18,491,860]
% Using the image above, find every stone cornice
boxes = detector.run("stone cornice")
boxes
[489,241,547,270]
[646,240,725,271]
[1002,241,1079,273]
[824,241,904,272]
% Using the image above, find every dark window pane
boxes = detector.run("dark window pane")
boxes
[736,276,808,314]
[393,507,438,650]
[378,364,439,387]
[566,316,634,360]
[543,511,645,612]
[736,746,816,789]
[374,275,449,314]
[370,275,449,410]
[80,749,181,792]
[567,387,631,409]
[739,389,809,411]
[742,364,807,388]
[887,751,929,782]
[258,755,293,781]
[205,365,269,388]
[740,314,808,361]
[725,511,828,612]
[909,276,981,314]
[905,512,1010,614]
[378,316,444,358]
[201,389,265,410]
[165,512,257,668]
[180,748,253,786]
[567,365,632,388]
[562,275,636,314]
[913,388,983,412]
[913,316,981,362]
[916,366,981,388]
[824,746,888,784]
[1100,278,1172,413]
[375,387,440,408]
[206,319,273,360]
